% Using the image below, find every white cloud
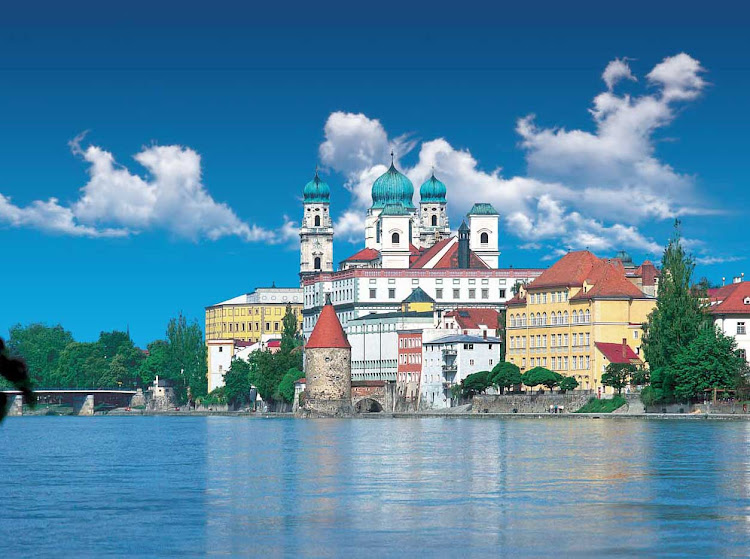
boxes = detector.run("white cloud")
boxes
[1,137,290,243]
[319,54,713,254]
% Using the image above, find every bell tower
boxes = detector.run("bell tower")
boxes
[300,170,334,281]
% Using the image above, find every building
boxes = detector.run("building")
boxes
[205,286,303,343]
[421,333,501,409]
[397,330,425,404]
[300,159,543,341]
[206,336,281,393]
[708,279,750,364]
[505,250,656,392]
[443,308,501,337]
[301,297,353,417]
[299,171,334,280]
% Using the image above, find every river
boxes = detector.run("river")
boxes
[1,416,749,557]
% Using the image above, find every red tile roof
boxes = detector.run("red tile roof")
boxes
[342,247,380,262]
[444,308,500,330]
[710,282,750,314]
[410,237,454,269]
[595,341,641,364]
[528,251,601,289]
[633,260,660,286]
[306,302,351,349]
[267,340,281,348]
[506,293,526,306]
[570,261,648,300]
[707,283,741,303]
[433,244,490,269]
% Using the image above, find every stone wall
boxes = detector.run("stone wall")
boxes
[472,393,593,414]
[303,347,352,416]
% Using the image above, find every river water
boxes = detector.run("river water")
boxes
[1,416,749,557]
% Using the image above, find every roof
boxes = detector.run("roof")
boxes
[529,250,601,289]
[342,247,380,262]
[306,302,351,349]
[349,311,434,322]
[707,283,740,303]
[433,243,489,269]
[371,162,414,209]
[710,282,750,314]
[381,203,410,216]
[444,308,500,330]
[467,203,499,216]
[595,342,641,364]
[402,287,435,304]
[303,171,330,203]
[267,340,281,348]
[410,237,454,269]
[505,292,526,306]
[420,173,447,203]
[426,334,501,345]
[570,261,649,300]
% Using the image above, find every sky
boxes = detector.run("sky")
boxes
[1,1,748,347]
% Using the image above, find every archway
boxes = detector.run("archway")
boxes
[354,398,383,413]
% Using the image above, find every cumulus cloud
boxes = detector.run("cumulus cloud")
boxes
[1,135,291,243]
[319,54,713,254]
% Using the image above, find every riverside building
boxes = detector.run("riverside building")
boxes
[299,159,543,347]
[505,250,658,393]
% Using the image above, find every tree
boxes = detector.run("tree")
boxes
[53,342,108,388]
[98,330,132,359]
[601,363,636,395]
[630,367,650,387]
[459,370,493,398]
[166,314,208,402]
[522,367,562,392]
[491,361,521,393]
[497,309,507,362]
[641,222,706,390]
[138,340,173,386]
[670,326,746,400]
[277,367,304,403]
[280,304,300,354]
[223,358,254,408]
[559,376,579,392]
[6,323,74,387]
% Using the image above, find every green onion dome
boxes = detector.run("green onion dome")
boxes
[419,173,447,203]
[371,163,414,209]
[303,171,330,203]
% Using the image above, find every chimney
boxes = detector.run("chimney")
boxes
[458,220,470,269]
[622,338,627,359]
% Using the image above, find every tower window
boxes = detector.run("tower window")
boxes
[431,215,437,226]
[314,257,321,270]
[314,215,321,227]
[391,232,400,244]
[480,232,489,244]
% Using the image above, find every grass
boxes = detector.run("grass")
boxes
[575,395,627,413]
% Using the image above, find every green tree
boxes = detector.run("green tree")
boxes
[641,221,706,399]
[601,363,636,395]
[522,367,562,392]
[559,376,579,392]
[497,309,507,362]
[223,358,254,408]
[277,367,304,403]
[138,340,173,386]
[491,361,521,393]
[630,367,650,387]
[53,342,108,388]
[166,314,208,402]
[98,330,132,359]
[280,304,300,354]
[460,370,493,398]
[7,323,74,387]
[670,326,746,400]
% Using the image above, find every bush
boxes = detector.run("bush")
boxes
[575,395,627,413]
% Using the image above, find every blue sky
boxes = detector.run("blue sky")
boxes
[1,1,748,347]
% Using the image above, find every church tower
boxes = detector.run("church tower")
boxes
[300,170,334,281]
[418,172,450,248]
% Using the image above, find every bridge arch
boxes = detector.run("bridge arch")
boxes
[354,397,383,413]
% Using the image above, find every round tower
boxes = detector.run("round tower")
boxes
[302,296,352,417]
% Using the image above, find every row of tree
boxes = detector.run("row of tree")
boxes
[453,362,580,399]
[3,314,208,404]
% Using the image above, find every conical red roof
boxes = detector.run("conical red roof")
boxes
[306,302,351,349]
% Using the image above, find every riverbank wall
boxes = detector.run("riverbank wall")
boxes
[472,393,593,414]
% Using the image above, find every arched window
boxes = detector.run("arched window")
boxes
[572,310,578,324]
[314,257,321,270]
[557,311,562,323]
[480,232,489,244]
[391,232,400,245]
[551,313,557,326]
[563,311,568,325]
[522,313,527,327]
[314,215,321,227]
[431,215,437,227]
[530,314,536,327]
[536,313,541,326]
[510,315,516,328]
[542,312,547,326]
[585,309,591,323]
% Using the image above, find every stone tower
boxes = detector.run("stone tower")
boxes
[301,296,352,417]
[300,170,334,281]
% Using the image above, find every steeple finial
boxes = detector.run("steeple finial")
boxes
[390,149,394,165]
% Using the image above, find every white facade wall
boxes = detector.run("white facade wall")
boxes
[468,214,500,269]
[207,341,234,392]
[420,339,501,409]
[714,315,750,364]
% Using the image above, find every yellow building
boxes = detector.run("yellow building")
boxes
[505,251,658,393]
[205,286,303,343]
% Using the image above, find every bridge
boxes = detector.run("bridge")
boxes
[2,389,139,416]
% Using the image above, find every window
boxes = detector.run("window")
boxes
[218,346,223,352]
[739,349,747,361]
[391,232,400,244]
[274,322,279,331]
[469,359,474,365]
[265,322,270,330]
[436,288,443,299]
[388,288,396,299]
[585,309,591,323]
[314,257,321,270]
[370,288,376,298]
[738,322,747,335]
[453,288,460,299]
[431,215,438,226]
[314,215,321,227]
[543,293,547,303]
[499,289,506,298]
[480,232,489,244]
[489,359,494,365]
[633,331,639,340]
[481,288,489,299]
[469,288,476,298]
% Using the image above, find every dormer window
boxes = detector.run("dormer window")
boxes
[744,297,750,305]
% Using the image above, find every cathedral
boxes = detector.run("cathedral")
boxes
[299,157,500,278]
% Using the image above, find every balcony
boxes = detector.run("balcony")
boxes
[442,348,457,356]
[442,364,457,373]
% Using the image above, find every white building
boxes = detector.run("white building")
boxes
[709,279,750,364]
[206,335,280,392]
[298,159,544,342]
[421,334,501,409]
